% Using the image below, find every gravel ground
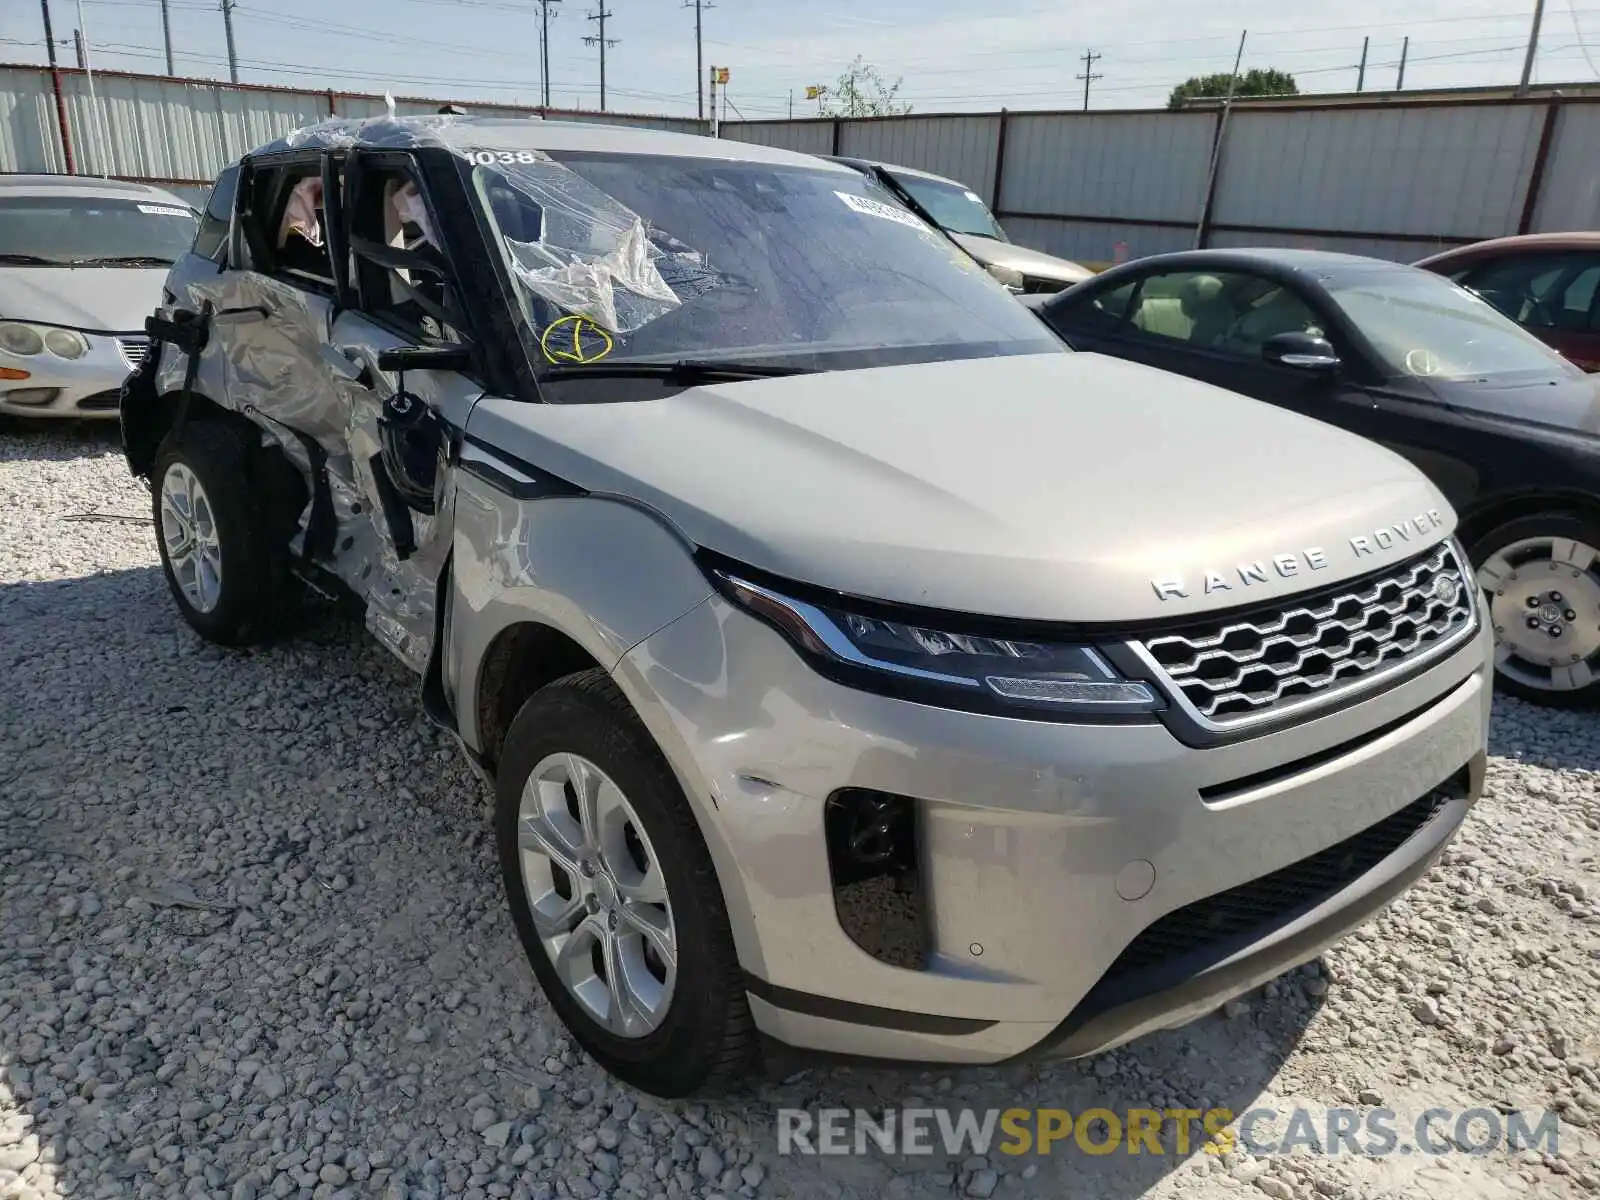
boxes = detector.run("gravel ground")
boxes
[2,423,1598,1200]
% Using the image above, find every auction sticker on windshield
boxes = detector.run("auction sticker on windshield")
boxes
[835,191,926,231]
[137,204,191,217]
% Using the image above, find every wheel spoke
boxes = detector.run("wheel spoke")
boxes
[601,929,655,1036]
[617,899,675,970]
[1552,540,1597,573]
[615,857,668,906]
[518,811,581,877]
[1477,552,1515,590]
[553,914,605,980]
[563,754,606,854]
[528,887,586,940]
[1551,660,1595,691]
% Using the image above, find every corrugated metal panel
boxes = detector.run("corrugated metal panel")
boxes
[720,121,835,155]
[58,74,326,178]
[837,115,1000,200]
[0,66,64,173]
[1001,216,1193,267]
[999,112,1213,224]
[1212,105,1542,238]
[1531,104,1600,230]
[1206,226,1465,264]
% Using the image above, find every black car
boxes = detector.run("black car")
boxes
[1034,247,1600,707]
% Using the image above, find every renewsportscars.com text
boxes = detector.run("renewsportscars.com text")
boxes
[776,1106,1562,1159]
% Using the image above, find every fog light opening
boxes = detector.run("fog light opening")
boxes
[824,788,928,970]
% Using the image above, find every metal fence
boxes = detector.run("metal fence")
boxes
[7,62,1600,267]
[0,61,706,195]
[724,95,1600,266]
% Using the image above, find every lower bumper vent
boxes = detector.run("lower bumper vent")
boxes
[1103,783,1457,984]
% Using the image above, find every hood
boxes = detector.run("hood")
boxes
[0,267,169,333]
[472,352,1454,624]
[950,233,1094,287]
[1430,371,1600,437]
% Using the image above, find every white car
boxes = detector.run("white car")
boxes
[0,175,198,419]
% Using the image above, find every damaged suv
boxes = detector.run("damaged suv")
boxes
[122,116,1492,1098]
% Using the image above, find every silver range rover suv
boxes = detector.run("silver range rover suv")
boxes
[121,115,1492,1097]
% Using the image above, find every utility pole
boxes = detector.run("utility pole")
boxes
[536,0,561,108]
[583,7,618,111]
[40,0,57,66]
[1518,0,1547,95]
[160,0,174,74]
[1194,29,1247,248]
[685,0,714,120]
[1075,49,1102,111]
[221,0,239,83]
[1356,36,1368,91]
[788,89,793,119]
[72,27,84,69]
[1397,36,1409,89]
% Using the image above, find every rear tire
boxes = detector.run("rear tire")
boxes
[1468,512,1600,707]
[495,668,757,1097]
[152,419,305,646]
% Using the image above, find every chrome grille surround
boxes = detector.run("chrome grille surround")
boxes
[116,335,150,370]
[1129,539,1477,731]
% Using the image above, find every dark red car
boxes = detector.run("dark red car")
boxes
[1416,233,1600,372]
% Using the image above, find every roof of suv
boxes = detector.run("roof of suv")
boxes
[0,174,189,203]
[257,114,856,172]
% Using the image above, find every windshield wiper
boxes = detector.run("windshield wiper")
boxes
[0,253,69,266]
[68,255,177,267]
[540,359,816,384]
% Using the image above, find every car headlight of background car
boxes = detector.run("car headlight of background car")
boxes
[0,322,90,360]
[712,568,1161,717]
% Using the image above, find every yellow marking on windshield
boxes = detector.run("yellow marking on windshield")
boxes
[540,315,615,365]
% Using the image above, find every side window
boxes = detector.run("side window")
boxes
[242,162,335,292]
[1121,270,1327,355]
[349,163,467,346]
[191,165,238,262]
[1462,255,1566,329]
[1557,260,1600,331]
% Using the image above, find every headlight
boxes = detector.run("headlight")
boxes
[0,323,44,356]
[714,570,1161,716]
[986,263,1025,292]
[44,328,88,359]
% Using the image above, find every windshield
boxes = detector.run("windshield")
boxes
[1325,269,1580,382]
[0,195,198,265]
[886,170,1008,241]
[470,151,1060,376]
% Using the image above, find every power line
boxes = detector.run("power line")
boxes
[1075,48,1102,110]
[683,0,713,120]
[582,6,619,111]
[1570,0,1600,76]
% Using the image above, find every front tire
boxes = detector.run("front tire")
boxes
[152,419,304,646]
[495,668,756,1097]
[1470,512,1600,707]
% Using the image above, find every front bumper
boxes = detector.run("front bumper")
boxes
[616,596,1493,1066]
[0,334,142,419]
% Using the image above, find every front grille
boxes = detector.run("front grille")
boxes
[76,390,122,411]
[116,335,150,370]
[1103,786,1454,984]
[1139,541,1474,727]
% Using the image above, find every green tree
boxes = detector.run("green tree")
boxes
[1168,68,1298,109]
[818,56,912,117]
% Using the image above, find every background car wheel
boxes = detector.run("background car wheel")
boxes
[495,668,756,1097]
[1469,513,1600,707]
[152,419,305,646]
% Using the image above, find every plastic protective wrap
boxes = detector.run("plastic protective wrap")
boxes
[273,114,724,337]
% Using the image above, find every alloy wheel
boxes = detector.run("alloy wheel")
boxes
[1478,535,1600,693]
[515,752,678,1038]
[159,462,224,614]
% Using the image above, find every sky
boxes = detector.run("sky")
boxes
[1,0,1596,119]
